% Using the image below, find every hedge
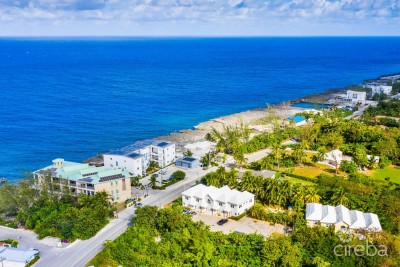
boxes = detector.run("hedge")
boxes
[229,211,248,221]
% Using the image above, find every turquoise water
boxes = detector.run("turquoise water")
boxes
[291,102,332,109]
[1,37,400,180]
[288,115,306,124]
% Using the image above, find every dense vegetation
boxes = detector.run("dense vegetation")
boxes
[89,205,400,267]
[0,179,114,240]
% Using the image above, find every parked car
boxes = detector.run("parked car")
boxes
[217,219,228,225]
[132,196,138,201]
[160,170,167,175]
[189,211,197,216]
[134,202,143,208]
[182,209,189,214]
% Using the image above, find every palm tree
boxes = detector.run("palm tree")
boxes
[304,187,321,203]
[330,188,349,206]
[271,141,282,169]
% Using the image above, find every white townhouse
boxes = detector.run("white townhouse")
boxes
[104,139,175,177]
[181,184,254,217]
[305,203,382,233]
[346,90,366,104]
[365,83,392,96]
[323,149,344,167]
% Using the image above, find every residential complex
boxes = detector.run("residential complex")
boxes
[181,184,254,217]
[238,170,277,180]
[365,82,392,96]
[33,158,131,203]
[104,139,175,176]
[346,90,366,104]
[305,203,382,233]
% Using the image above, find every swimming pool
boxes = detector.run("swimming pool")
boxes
[288,115,306,124]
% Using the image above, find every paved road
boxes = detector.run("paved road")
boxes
[26,165,217,267]
[345,104,369,120]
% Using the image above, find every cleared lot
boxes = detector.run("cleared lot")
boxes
[191,213,284,237]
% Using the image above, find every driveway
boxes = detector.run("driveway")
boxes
[191,213,284,237]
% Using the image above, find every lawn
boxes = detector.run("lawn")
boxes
[285,177,315,186]
[370,165,400,184]
[277,163,345,179]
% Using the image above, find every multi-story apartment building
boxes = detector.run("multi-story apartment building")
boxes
[365,82,392,96]
[103,139,175,176]
[181,184,254,217]
[305,203,382,233]
[33,158,131,203]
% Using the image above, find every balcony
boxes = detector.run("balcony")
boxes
[78,184,86,188]
[87,185,95,190]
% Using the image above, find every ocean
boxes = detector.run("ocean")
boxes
[1,37,400,181]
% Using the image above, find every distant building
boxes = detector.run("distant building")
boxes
[34,159,131,203]
[324,149,343,167]
[238,170,276,181]
[103,139,175,176]
[182,184,254,217]
[305,203,382,233]
[0,247,39,267]
[346,90,366,104]
[175,157,200,169]
[366,83,392,96]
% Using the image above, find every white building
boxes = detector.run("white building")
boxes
[182,184,254,217]
[104,139,175,176]
[324,149,343,167]
[306,203,382,233]
[366,83,392,96]
[346,90,366,104]
[0,247,39,267]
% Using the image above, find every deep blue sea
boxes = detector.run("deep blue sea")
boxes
[1,37,400,180]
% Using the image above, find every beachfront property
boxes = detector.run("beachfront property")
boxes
[305,203,382,233]
[175,157,200,169]
[365,82,392,96]
[238,170,277,181]
[33,159,131,203]
[181,184,254,217]
[103,139,175,176]
[346,90,366,104]
[0,247,39,267]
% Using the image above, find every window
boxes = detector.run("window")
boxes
[116,161,119,167]
[196,199,200,202]
[314,221,319,225]
[115,181,118,185]
[249,199,252,202]
[239,205,242,208]
[111,182,113,186]
[207,199,211,204]
[116,197,119,201]
[219,202,223,206]
[185,197,189,200]
[230,204,235,208]
[116,190,119,193]
[111,191,114,195]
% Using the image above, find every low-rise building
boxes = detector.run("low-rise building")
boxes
[184,141,216,158]
[181,184,254,217]
[0,247,39,267]
[366,83,392,96]
[33,158,131,203]
[104,139,175,176]
[324,149,343,167]
[175,157,200,169]
[305,203,382,233]
[346,90,366,104]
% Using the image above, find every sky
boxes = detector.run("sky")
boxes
[0,0,399,36]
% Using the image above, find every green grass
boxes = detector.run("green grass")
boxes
[371,166,400,184]
[285,177,315,186]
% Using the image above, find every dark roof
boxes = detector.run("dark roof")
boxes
[79,178,93,183]
[157,141,171,148]
[179,157,198,162]
[126,153,142,159]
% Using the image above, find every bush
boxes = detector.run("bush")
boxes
[230,211,248,221]
[339,160,358,174]
[171,170,186,181]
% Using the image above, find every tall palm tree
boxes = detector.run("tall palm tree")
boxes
[271,141,282,169]
[304,187,321,203]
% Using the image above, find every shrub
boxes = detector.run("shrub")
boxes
[171,170,186,181]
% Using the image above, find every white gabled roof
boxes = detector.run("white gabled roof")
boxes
[305,203,323,221]
[320,205,337,224]
[305,203,382,232]
[182,184,254,205]
[364,213,382,231]
[349,210,367,229]
[336,205,351,226]
[325,150,343,161]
